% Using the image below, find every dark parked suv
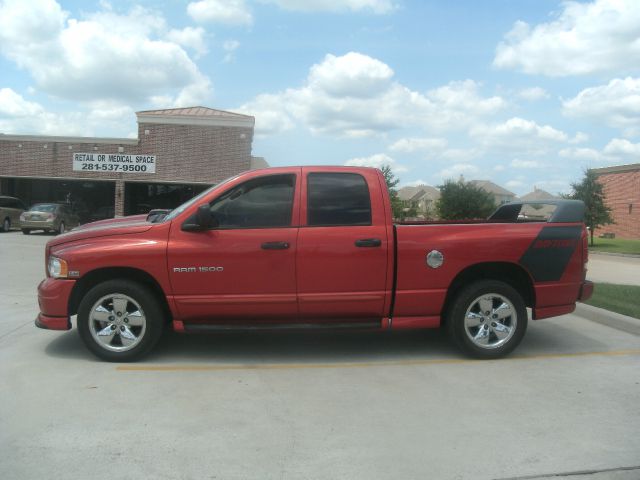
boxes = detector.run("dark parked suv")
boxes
[0,196,27,232]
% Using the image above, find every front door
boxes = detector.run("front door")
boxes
[168,171,301,322]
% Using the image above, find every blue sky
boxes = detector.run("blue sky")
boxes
[1,0,639,195]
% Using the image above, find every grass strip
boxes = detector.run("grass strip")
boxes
[583,283,640,319]
[589,237,640,255]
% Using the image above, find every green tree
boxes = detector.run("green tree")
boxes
[566,169,613,246]
[436,179,496,220]
[381,164,405,220]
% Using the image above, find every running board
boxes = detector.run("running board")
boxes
[183,320,381,332]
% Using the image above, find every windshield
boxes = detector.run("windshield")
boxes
[29,204,58,212]
[162,174,240,222]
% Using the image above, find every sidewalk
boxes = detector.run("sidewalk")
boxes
[575,303,640,336]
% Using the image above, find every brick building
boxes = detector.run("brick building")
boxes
[591,163,640,239]
[0,106,259,220]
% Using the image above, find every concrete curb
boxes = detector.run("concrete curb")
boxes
[575,303,640,336]
[590,251,640,259]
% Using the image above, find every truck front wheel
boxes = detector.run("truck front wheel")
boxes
[447,280,527,359]
[77,280,164,362]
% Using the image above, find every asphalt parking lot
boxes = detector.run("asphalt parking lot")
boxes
[1,231,639,480]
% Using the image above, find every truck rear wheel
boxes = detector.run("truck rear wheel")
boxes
[77,280,164,362]
[447,280,527,359]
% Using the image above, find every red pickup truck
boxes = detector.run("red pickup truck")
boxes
[36,166,593,361]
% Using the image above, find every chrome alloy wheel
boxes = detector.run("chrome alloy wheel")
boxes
[88,294,147,352]
[463,293,517,349]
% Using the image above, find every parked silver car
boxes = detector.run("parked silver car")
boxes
[0,196,27,232]
[20,203,80,234]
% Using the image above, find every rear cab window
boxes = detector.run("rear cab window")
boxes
[307,172,372,226]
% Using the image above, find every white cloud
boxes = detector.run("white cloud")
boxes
[569,132,589,144]
[166,26,208,57]
[510,159,542,169]
[344,153,407,172]
[308,52,394,98]
[535,179,572,196]
[187,0,252,26]
[261,0,396,14]
[563,77,640,136]
[506,179,526,190]
[437,163,479,182]
[471,117,568,150]
[239,52,506,137]
[603,138,640,157]
[558,147,602,161]
[0,88,136,136]
[223,39,240,63]
[0,88,43,118]
[440,148,481,162]
[558,138,640,164]
[389,137,447,153]
[517,87,549,101]
[0,0,212,107]
[494,0,640,76]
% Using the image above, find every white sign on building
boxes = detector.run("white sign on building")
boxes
[73,153,156,174]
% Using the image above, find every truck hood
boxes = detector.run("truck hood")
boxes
[74,214,148,230]
[47,217,155,247]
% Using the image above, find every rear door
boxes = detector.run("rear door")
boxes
[167,169,301,322]
[296,168,391,318]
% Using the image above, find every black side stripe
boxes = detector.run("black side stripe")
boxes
[519,226,582,282]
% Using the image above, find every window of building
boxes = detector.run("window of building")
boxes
[209,174,295,229]
[307,172,371,226]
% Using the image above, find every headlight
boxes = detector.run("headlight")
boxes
[48,256,68,278]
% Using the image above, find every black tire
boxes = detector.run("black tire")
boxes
[2,218,10,232]
[447,280,527,359]
[77,280,165,362]
[58,222,65,234]
[22,228,31,235]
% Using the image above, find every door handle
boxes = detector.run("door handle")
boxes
[355,238,382,247]
[261,241,290,250]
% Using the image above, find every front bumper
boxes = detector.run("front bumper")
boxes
[35,313,71,330]
[579,280,594,301]
[37,278,75,330]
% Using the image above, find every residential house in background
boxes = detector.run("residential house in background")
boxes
[519,187,560,220]
[469,180,516,206]
[397,184,440,219]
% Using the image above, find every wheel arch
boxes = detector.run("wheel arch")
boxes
[68,267,172,322]
[441,262,535,325]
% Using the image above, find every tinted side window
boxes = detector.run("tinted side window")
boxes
[307,173,371,226]
[0,198,9,208]
[209,174,295,229]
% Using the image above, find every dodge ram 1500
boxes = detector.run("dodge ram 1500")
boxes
[36,166,593,361]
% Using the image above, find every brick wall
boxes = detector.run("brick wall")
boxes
[596,170,640,239]
[0,121,254,215]
[0,123,253,184]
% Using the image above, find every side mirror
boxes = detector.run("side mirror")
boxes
[182,204,218,231]
[197,204,215,227]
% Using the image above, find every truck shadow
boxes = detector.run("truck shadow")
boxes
[43,316,609,364]
[45,328,454,363]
